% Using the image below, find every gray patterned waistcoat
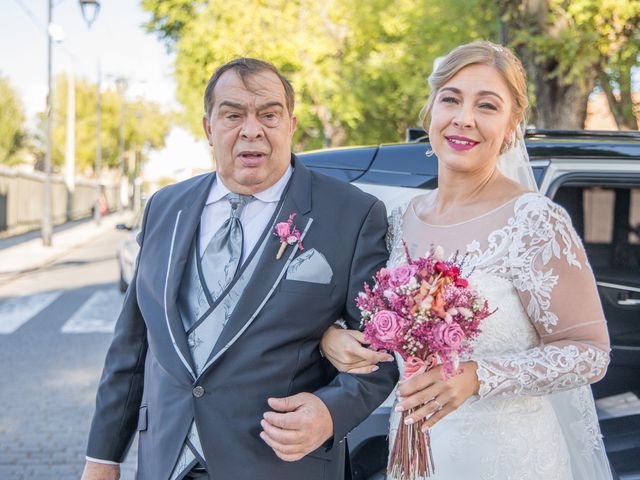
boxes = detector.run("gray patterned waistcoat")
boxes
[169,228,271,479]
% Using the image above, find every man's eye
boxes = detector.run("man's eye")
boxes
[261,112,280,126]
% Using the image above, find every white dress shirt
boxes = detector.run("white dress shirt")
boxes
[86,166,293,467]
[199,165,293,261]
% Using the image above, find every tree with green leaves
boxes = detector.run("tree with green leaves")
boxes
[50,75,174,174]
[142,0,497,148]
[142,0,637,145]
[501,0,640,129]
[0,75,27,165]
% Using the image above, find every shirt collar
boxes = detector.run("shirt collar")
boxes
[205,164,293,206]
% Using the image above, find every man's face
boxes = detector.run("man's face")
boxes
[203,70,297,194]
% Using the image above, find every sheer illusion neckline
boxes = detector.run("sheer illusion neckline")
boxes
[409,191,536,228]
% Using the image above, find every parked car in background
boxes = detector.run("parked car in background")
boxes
[115,209,142,293]
[116,130,640,478]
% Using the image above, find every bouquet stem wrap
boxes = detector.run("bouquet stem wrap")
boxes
[388,357,435,479]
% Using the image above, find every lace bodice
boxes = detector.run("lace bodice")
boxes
[389,191,610,399]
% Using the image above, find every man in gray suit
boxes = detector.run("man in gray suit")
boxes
[82,58,398,480]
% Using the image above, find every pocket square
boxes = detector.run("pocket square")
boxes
[286,248,333,284]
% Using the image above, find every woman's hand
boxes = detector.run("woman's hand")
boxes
[395,361,480,430]
[320,325,394,374]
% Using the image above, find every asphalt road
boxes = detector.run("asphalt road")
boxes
[0,226,138,479]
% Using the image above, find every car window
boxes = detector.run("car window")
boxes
[553,185,640,269]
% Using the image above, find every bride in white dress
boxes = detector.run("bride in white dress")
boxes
[320,41,612,479]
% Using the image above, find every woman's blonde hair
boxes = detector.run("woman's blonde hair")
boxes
[419,41,528,149]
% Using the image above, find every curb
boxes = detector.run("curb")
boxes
[0,211,134,287]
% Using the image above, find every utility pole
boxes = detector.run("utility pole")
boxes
[93,62,102,225]
[64,67,75,222]
[42,0,53,246]
[116,77,128,212]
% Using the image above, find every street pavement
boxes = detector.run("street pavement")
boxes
[0,213,139,479]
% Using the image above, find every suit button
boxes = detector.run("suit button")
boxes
[192,386,205,398]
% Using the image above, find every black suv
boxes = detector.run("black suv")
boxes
[298,129,640,480]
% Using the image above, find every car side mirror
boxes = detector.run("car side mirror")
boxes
[115,223,132,231]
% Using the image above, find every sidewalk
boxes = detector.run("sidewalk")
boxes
[0,211,134,286]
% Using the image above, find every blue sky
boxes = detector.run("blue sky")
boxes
[1,0,177,118]
[1,0,210,179]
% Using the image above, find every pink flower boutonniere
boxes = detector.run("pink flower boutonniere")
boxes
[274,213,304,259]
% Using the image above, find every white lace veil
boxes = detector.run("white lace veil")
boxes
[496,125,539,192]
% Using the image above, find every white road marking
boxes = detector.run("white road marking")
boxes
[61,288,125,333]
[0,291,63,334]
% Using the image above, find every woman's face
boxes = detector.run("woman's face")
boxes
[428,63,514,176]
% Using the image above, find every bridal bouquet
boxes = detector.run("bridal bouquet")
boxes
[356,244,493,479]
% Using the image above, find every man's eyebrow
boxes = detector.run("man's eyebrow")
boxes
[440,86,504,102]
[218,100,245,109]
[257,101,285,111]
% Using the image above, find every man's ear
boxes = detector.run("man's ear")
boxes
[289,115,298,138]
[203,115,213,145]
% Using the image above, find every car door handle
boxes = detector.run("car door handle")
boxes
[617,298,640,306]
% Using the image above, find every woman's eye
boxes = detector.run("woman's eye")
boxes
[479,103,498,111]
[441,96,458,104]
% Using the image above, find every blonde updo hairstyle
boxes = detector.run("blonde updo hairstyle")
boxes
[419,41,528,154]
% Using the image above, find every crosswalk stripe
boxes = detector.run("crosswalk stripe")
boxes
[0,291,63,334]
[61,288,124,333]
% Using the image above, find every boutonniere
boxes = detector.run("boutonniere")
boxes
[274,213,304,259]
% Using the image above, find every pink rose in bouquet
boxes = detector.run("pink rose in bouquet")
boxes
[433,322,465,350]
[389,264,418,288]
[369,310,403,345]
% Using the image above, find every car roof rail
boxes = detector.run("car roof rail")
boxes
[405,128,640,143]
[525,129,640,140]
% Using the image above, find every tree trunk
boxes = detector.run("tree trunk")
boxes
[525,57,596,129]
[504,0,599,130]
[600,66,638,130]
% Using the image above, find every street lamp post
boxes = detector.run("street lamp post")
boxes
[78,0,102,224]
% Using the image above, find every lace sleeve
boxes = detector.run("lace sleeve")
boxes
[476,197,610,398]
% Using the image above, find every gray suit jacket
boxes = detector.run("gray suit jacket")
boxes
[86,157,399,479]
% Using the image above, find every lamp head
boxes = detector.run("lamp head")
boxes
[79,0,100,28]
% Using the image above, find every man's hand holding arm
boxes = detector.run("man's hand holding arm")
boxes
[260,393,333,462]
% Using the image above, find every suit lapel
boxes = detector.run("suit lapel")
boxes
[163,173,215,379]
[207,158,313,365]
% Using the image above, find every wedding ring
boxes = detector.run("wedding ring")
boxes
[432,399,443,411]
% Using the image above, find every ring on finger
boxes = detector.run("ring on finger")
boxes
[432,399,443,411]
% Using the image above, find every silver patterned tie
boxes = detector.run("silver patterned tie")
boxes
[201,192,252,301]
